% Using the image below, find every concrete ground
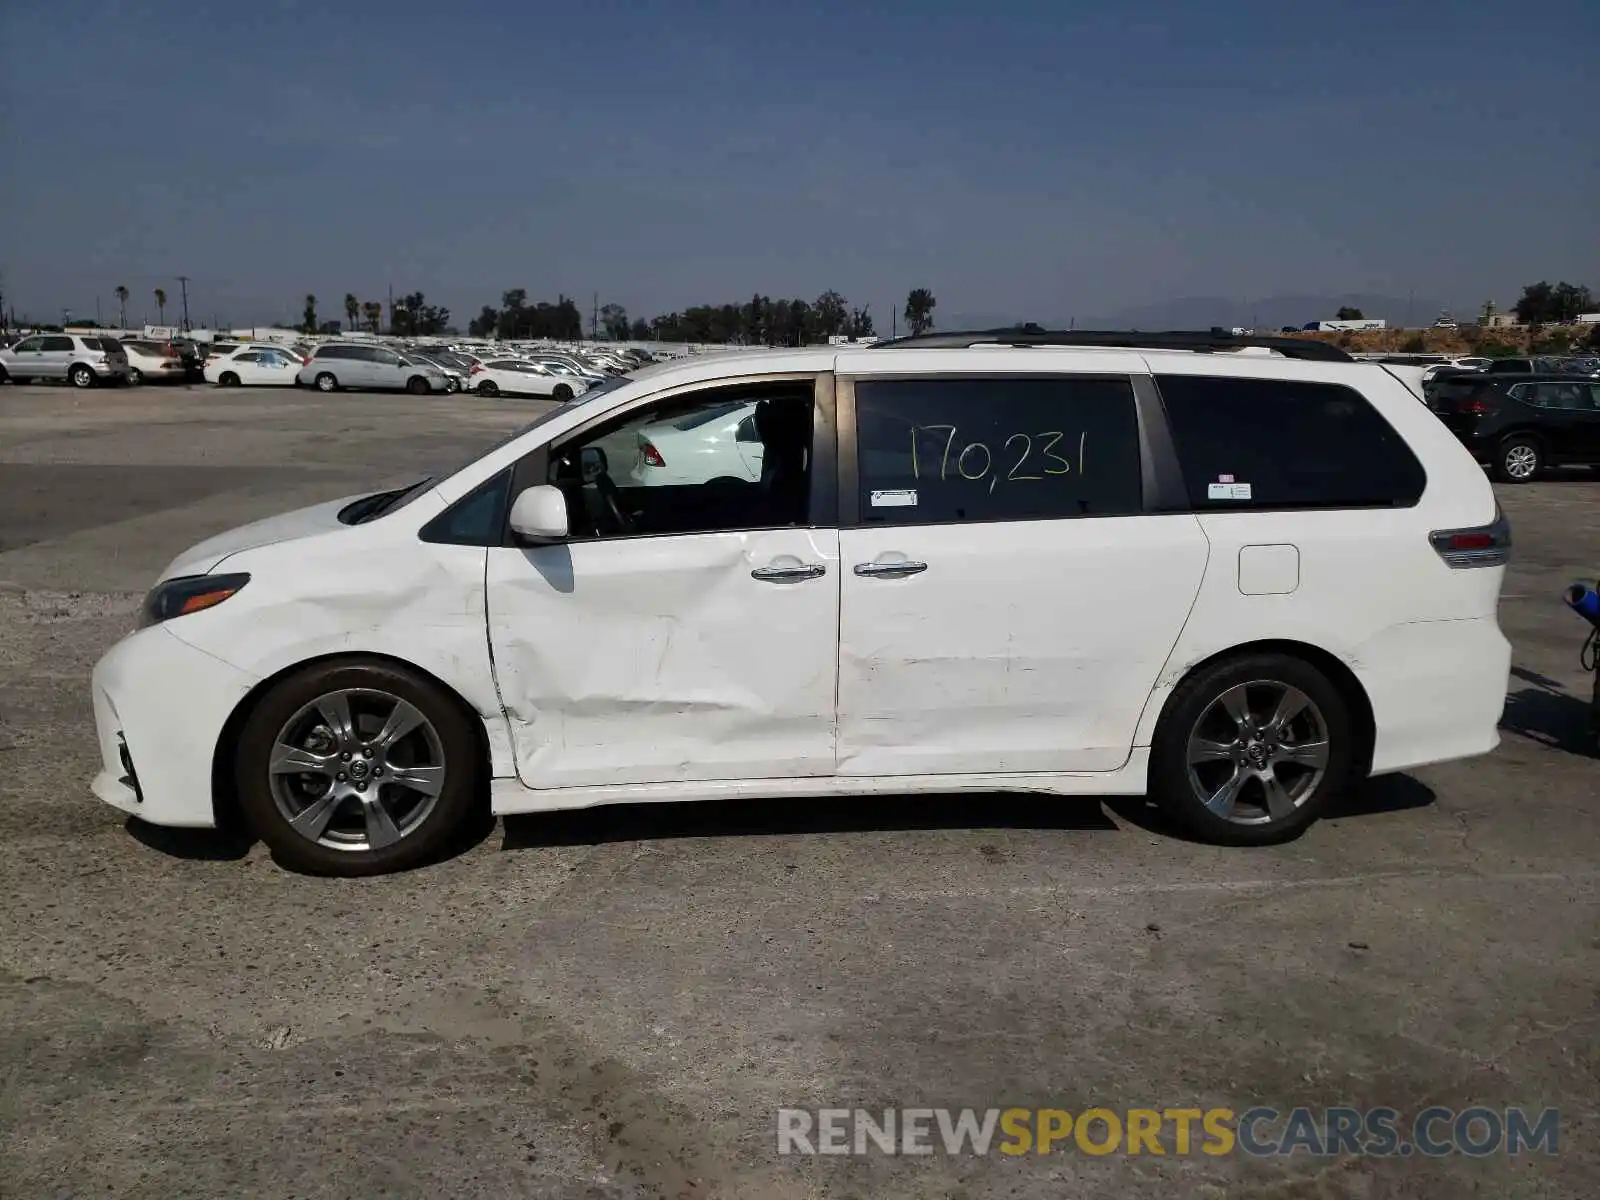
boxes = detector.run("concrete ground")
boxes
[0,382,1595,1199]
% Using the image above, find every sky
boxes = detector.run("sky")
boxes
[1,0,1595,330]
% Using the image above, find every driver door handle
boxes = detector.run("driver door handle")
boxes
[853,561,929,578]
[751,563,826,583]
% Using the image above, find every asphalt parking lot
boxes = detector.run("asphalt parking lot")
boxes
[1,382,1596,1199]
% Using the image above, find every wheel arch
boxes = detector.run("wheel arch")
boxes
[1147,639,1376,776]
[209,651,493,832]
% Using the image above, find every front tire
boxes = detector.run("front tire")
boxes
[406,375,431,395]
[233,660,483,876]
[1495,436,1541,483]
[71,364,96,388]
[1150,653,1357,845]
[552,383,574,402]
[219,371,241,387]
[476,380,499,397]
[315,372,338,393]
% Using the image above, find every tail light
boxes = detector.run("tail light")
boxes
[641,441,666,468]
[1462,398,1493,415]
[1430,508,1511,568]
[469,364,483,375]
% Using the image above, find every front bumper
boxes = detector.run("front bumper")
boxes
[91,624,260,827]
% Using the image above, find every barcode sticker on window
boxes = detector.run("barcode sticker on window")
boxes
[870,489,918,508]
[1207,482,1253,500]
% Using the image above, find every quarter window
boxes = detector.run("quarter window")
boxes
[1156,376,1426,510]
[853,376,1143,525]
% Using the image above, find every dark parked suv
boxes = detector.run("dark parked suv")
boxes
[1428,372,1600,481]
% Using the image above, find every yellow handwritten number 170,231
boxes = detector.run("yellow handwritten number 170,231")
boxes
[910,425,1085,493]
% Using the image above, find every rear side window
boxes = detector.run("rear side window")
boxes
[41,336,74,351]
[1156,376,1425,510]
[317,346,353,360]
[853,376,1143,525]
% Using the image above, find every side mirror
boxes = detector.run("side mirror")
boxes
[507,484,569,541]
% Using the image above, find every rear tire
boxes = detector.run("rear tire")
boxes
[219,372,241,387]
[128,367,144,385]
[1150,652,1358,846]
[71,364,96,388]
[553,383,574,402]
[1495,436,1541,483]
[315,372,338,393]
[476,380,499,397]
[0,367,9,385]
[233,660,483,877]
[406,375,430,395]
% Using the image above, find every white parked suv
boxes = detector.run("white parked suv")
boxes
[1,333,132,387]
[90,330,1512,875]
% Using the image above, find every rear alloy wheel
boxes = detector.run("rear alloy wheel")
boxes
[1151,653,1357,845]
[1496,438,1541,483]
[406,375,431,395]
[552,383,574,402]
[476,380,499,397]
[71,364,96,388]
[219,372,241,388]
[235,661,482,876]
[315,372,338,393]
[128,367,144,385]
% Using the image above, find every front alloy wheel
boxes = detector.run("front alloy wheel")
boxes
[235,661,481,874]
[268,689,446,852]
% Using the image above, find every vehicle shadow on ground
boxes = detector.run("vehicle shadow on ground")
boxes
[125,816,255,861]
[1500,667,1598,757]
[500,774,1436,851]
[502,791,1120,849]
[1104,773,1438,842]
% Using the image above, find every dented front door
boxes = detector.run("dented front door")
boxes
[486,529,841,789]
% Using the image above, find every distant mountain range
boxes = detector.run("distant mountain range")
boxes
[943,294,1467,333]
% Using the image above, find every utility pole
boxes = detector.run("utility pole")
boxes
[387,284,394,336]
[592,292,599,342]
[177,276,191,331]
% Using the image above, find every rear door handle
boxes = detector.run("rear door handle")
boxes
[853,561,928,579]
[751,563,826,583]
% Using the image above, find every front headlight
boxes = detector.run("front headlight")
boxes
[139,573,251,628]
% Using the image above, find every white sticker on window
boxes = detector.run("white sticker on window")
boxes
[870,489,918,508]
[1207,482,1253,500]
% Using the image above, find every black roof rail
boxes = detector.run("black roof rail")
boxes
[867,326,1355,362]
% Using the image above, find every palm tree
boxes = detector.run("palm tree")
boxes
[362,301,382,333]
[904,288,936,336]
[302,294,317,334]
[344,293,359,331]
[153,288,167,325]
[114,285,129,330]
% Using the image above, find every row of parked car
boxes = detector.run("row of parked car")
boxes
[1421,355,1600,481]
[0,333,663,397]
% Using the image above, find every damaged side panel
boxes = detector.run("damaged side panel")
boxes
[160,494,516,776]
[486,528,841,789]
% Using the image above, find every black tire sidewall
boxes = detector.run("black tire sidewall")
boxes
[407,376,429,394]
[72,366,95,388]
[554,384,573,402]
[220,373,239,387]
[1150,653,1358,846]
[1498,437,1540,483]
[234,660,483,876]
[478,381,498,396]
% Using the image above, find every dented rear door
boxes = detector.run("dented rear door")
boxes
[487,527,841,789]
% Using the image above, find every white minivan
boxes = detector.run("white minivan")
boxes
[90,330,1512,875]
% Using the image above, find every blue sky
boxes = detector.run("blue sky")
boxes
[2,0,1595,329]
